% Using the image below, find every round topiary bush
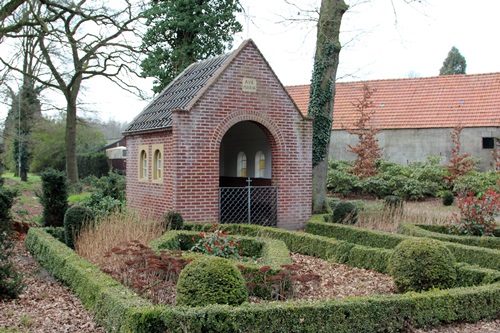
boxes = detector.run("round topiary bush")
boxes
[441,190,454,206]
[64,205,95,249]
[163,211,184,231]
[332,201,358,224]
[176,257,248,307]
[388,238,456,293]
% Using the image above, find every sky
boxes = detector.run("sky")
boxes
[2,0,500,123]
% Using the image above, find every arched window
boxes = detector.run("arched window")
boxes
[153,149,162,180]
[255,151,265,178]
[139,149,147,179]
[237,151,247,177]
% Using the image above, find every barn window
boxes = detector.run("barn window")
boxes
[139,147,148,180]
[237,152,247,177]
[255,151,265,178]
[483,137,494,149]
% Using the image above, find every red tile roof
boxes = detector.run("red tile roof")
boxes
[286,73,500,130]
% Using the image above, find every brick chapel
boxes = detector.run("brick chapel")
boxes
[123,40,312,230]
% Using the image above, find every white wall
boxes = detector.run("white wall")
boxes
[329,127,500,171]
[220,121,272,178]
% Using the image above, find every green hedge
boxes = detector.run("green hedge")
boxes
[184,223,393,272]
[24,227,155,332]
[398,223,500,250]
[149,230,291,299]
[308,219,500,271]
[149,230,290,265]
[307,217,405,250]
[77,152,110,179]
[25,226,500,332]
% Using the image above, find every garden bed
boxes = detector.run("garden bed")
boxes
[24,224,500,332]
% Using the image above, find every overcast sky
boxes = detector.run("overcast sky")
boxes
[2,0,499,123]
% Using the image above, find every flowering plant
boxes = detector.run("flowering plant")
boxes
[447,189,500,236]
[191,224,243,260]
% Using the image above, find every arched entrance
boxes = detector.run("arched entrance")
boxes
[219,121,277,225]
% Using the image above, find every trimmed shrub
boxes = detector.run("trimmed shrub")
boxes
[332,201,358,224]
[0,186,23,300]
[24,225,500,332]
[64,205,94,249]
[441,190,454,206]
[39,168,68,227]
[398,223,500,250]
[163,211,183,231]
[176,257,248,307]
[389,238,456,293]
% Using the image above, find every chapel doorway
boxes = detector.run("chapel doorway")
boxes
[219,121,277,226]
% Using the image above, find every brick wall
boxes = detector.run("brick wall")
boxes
[126,131,174,218]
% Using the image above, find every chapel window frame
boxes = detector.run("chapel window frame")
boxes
[138,145,148,182]
[152,144,164,183]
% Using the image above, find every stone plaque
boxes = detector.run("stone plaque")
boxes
[242,77,257,92]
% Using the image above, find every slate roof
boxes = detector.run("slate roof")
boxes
[124,52,233,134]
[286,72,500,130]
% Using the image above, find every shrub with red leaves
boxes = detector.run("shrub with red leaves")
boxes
[447,189,500,236]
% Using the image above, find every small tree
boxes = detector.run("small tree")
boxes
[0,185,23,300]
[346,84,382,179]
[444,126,476,189]
[439,46,466,75]
[39,168,69,227]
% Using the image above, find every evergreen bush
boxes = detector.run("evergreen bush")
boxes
[77,152,110,179]
[0,186,23,300]
[441,190,454,206]
[64,205,95,249]
[81,191,123,219]
[39,168,69,227]
[324,197,340,213]
[332,201,358,224]
[388,238,456,293]
[176,257,248,307]
[163,211,184,231]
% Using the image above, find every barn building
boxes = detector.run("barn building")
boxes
[287,73,500,171]
[123,40,313,229]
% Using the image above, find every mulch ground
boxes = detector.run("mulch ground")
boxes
[2,235,500,332]
[1,181,499,332]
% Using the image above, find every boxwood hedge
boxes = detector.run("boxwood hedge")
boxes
[307,218,500,271]
[25,224,500,333]
[398,223,500,250]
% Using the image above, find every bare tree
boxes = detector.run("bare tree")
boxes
[1,0,145,183]
[309,0,348,213]
[295,0,426,212]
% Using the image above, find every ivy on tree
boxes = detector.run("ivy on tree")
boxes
[141,0,243,93]
[439,46,467,75]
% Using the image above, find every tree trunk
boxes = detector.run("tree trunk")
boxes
[66,98,78,184]
[310,0,348,213]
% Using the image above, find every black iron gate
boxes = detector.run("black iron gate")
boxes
[219,184,278,227]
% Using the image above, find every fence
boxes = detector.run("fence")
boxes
[219,184,278,227]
